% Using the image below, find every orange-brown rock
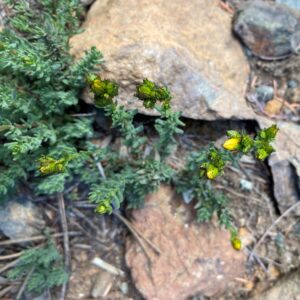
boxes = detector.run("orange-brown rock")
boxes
[125,186,247,300]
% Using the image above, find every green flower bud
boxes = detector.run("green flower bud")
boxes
[38,156,66,175]
[87,75,119,107]
[258,125,279,141]
[206,164,219,179]
[136,79,172,109]
[256,148,268,160]
[22,56,34,65]
[95,199,113,214]
[226,130,241,138]
[240,135,254,154]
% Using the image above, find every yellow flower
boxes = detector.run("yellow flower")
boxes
[231,237,242,251]
[206,164,219,180]
[223,137,241,151]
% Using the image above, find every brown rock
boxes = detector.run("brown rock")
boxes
[253,270,300,300]
[238,227,255,248]
[70,0,253,121]
[264,99,282,115]
[71,0,300,214]
[125,186,246,300]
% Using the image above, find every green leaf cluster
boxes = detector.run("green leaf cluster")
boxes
[175,148,234,228]
[154,106,184,158]
[8,238,68,294]
[89,175,126,214]
[223,125,279,160]
[124,160,175,208]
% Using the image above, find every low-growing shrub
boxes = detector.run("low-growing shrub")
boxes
[0,0,278,295]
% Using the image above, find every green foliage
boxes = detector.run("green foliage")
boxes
[154,106,184,158]
[106,104,147,153]
[0,0,102,198]
[8,238,68,294]
[254,124,278,160]
[89,175,126,214]
[175,148,234,228]
[124,160,175,208]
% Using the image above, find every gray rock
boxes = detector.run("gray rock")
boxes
[255,85,274,103]
[233,0,300,59]
[240,179,253,191]
[119,282,129,294]
[269,157,300,215]
[24,291,49,300]
[276,0,300,11]
[0,200,45,239]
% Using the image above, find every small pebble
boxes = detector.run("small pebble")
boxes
[287,80,298,88]
[240,179,253,191]
[91,270,114,298]
[255,85,274,103]
[119,282,129,294]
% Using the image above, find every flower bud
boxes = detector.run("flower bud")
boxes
[95,200,113,214]
[38,156,69,175]
[223,137,241,151]
[231,237,242,251]
[256,148,268,160]
[206,164,219,180]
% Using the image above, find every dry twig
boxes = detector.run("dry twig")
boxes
[16,267,35,300]
[113,211,161,256]
[57,193,71,300]
[0,232,81,247]
[0,252,23,261]
[0,286,13,298]
[218,0,234,14]
[0,259,20,275]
